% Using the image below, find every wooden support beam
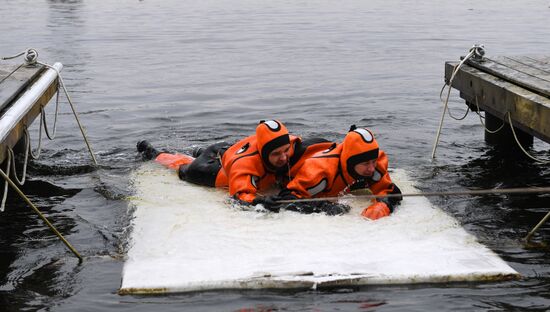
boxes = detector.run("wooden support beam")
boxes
[0,64,60,164]
[0,65,44,110]
[445,61,550,144]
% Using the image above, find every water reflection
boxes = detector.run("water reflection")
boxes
[47,0,84,29]
[46,0,89,79]
[0,180,81,309]
[420,144,550,270]
[459,146,550,239]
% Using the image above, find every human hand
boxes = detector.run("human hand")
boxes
[361,201,390,220]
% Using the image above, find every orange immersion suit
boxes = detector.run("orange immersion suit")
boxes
[153,120,333,204]
[282,127,402,218]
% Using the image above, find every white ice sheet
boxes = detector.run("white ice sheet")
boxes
[120,163,518,294]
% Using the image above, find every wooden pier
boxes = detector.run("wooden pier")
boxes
[0,63,60,164]
[445,56,550,147]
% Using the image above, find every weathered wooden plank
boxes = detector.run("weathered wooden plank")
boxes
[466,57,550,98]
[499,56,550,78]
[445,61,550,144]
[0,64,44,111]
[510,56,550,73]
[530,56,550,64]
[0,64,59,164]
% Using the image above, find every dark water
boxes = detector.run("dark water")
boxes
[1,0,550,311]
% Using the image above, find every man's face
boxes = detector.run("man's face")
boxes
[354,159,377,177]
[268,143,291,168]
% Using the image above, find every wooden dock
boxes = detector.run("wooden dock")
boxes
[0,63,60,164]
[445,56,550,147]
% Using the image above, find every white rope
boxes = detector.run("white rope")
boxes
[26,86,61,158]
[0,48,97,215]
[10,127,35,185]
[431,46,480,159]
[8,147,28,185]
[1,49,28,61]
[473,96,506,134]
[27,117,43,160]
[507,113,550,164]
[37,61,98,165]
[0,134,33,210]
[42,86,60,140]
[0,152,11,212]
[1,48,39,85]
[471,93,548,163]
[2,49,96,165]
[439,83,470,121]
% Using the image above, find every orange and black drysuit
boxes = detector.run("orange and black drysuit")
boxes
[280,126,402,219]
[142,120,333,204]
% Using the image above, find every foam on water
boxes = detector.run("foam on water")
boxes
[120,163,519,294]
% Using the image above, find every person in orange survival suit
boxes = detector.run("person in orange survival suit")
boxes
[136,120,333,207]
[274,125,402,220]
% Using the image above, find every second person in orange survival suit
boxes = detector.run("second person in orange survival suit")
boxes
[137,120,333,207]
[276,125,402,220]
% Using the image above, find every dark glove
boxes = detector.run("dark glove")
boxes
[286,200,351,216]
[277,189,298,201]
[252,196,281,212]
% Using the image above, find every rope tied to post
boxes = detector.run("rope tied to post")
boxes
[0,48,95,261]
[432,44,549,163]
[0,49,40,85]
[3,48,99,165]
[36,61,98,165]
[431,44,485,159]
[1,48,38,64]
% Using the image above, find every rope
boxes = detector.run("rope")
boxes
[1,49,37,64]
[4,48,98,165]
[507,113,550,164]
[1,50,27,61]
[7,124,38,186]
[37,61,98,165]
[8,146,28,185]
[439,83,470,121]
[0,167,83,261]
[437,73,547,163]
[276,186,550,204]
[42,86,60,140]
[473,96,506,134]
[0,127,39,211]
[23,49,38,65]
[0,153,11,212]
[26,88,61,158]
[27,119,43,160]
[432,44,485,159]
[0,50,39,85]
[525,209,550,242]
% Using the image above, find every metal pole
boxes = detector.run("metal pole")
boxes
[276,186,550,204]
[525,210,550,242]
[0,168,83,262]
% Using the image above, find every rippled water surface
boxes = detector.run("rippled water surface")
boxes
[1,0,550,311]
